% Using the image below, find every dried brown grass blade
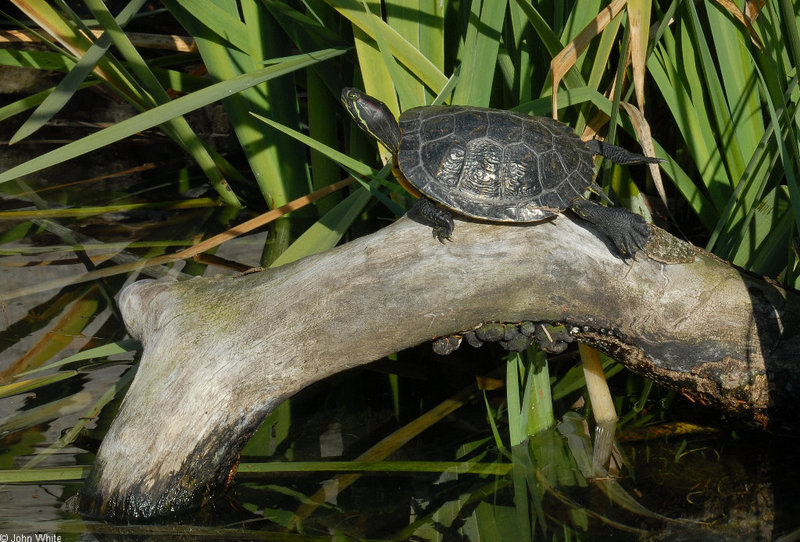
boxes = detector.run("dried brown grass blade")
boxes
[175,177,354,261]
[12,0,117,88]
[0,285,99,383]
[619,101,666,206]
[714,0,764,49]
[0,28,196,51]
[551,0,628,118]
[581,102,665,210]
[627,0,651,109]
[0,179,355,301]
[288,384,477,529]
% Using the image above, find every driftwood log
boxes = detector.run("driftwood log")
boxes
[78,213,800,521]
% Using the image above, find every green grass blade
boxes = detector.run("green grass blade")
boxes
[511,0,586,91]
[685,1,746,188]
[84,0,170,101]
[263,0,349,48]
[483,391,508,454]
[85,0,245,207]
[329,0,448,93]
[506,353,524,446]
[0,48,346,186]
[647,40,722,223]
[0,390,93,435]
[0,48,76,71]
[0,198,221,220]
[705,1,764,169]
[509,445,535,541]
[559,0,604,75]
[586,7,623,93]
[778,0,800,75]
[10,0,147,144]
[164,1,313,240]
[242,1,312,206]
[526,350,554,435]
[452,0,507,107]
[263,3,349,213]
[511,0,566,57]
[14,0,152,107]
[0,371,78,399]
[707,109,782,257]
[237,460,512,475]
[405,0,445,82]
[730,187,793,274]
[251,111,374,177]
[352,27,399,143]
[306,71,343,215]
[169,0,252,54]
[269,186,372,267]
[360,0,421,110]
[22,368,138,470]
[17,339,140,376]
[0,466,91,483]
[756,72,800,249]
[507,0,533,102]
[0,81,99,123]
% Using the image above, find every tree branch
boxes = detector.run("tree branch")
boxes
[78,214,800,521]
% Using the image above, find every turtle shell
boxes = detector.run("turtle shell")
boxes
[396,105,596,222]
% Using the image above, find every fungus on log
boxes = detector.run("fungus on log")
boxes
[78,214,800,522]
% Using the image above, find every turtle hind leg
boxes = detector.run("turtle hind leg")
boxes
[570,199,649,257]
[412,197,455,243]
[585,139,663,165]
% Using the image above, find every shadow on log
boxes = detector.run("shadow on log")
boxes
[78,214,800,521]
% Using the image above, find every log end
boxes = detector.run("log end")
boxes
[77,416,258,522]
[78,455,207,522]
[118,278,176,342]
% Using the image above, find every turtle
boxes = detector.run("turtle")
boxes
[341,88,661,257]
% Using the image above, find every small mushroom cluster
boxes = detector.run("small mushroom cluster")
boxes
[432,321,575,356]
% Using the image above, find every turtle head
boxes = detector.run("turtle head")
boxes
[341,88,401,154]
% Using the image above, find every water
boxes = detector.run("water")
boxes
[3,324,800,540]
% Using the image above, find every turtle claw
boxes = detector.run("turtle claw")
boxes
[570,199,650,258]
[602,209,649,257]
[432,224,453,243]
[415,197,454,243]
[618,214,650,257]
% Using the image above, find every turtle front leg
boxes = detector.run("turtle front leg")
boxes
[413,197,455,243]
[570,199,649,257]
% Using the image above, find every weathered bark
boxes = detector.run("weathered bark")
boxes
[78,213,800,521]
